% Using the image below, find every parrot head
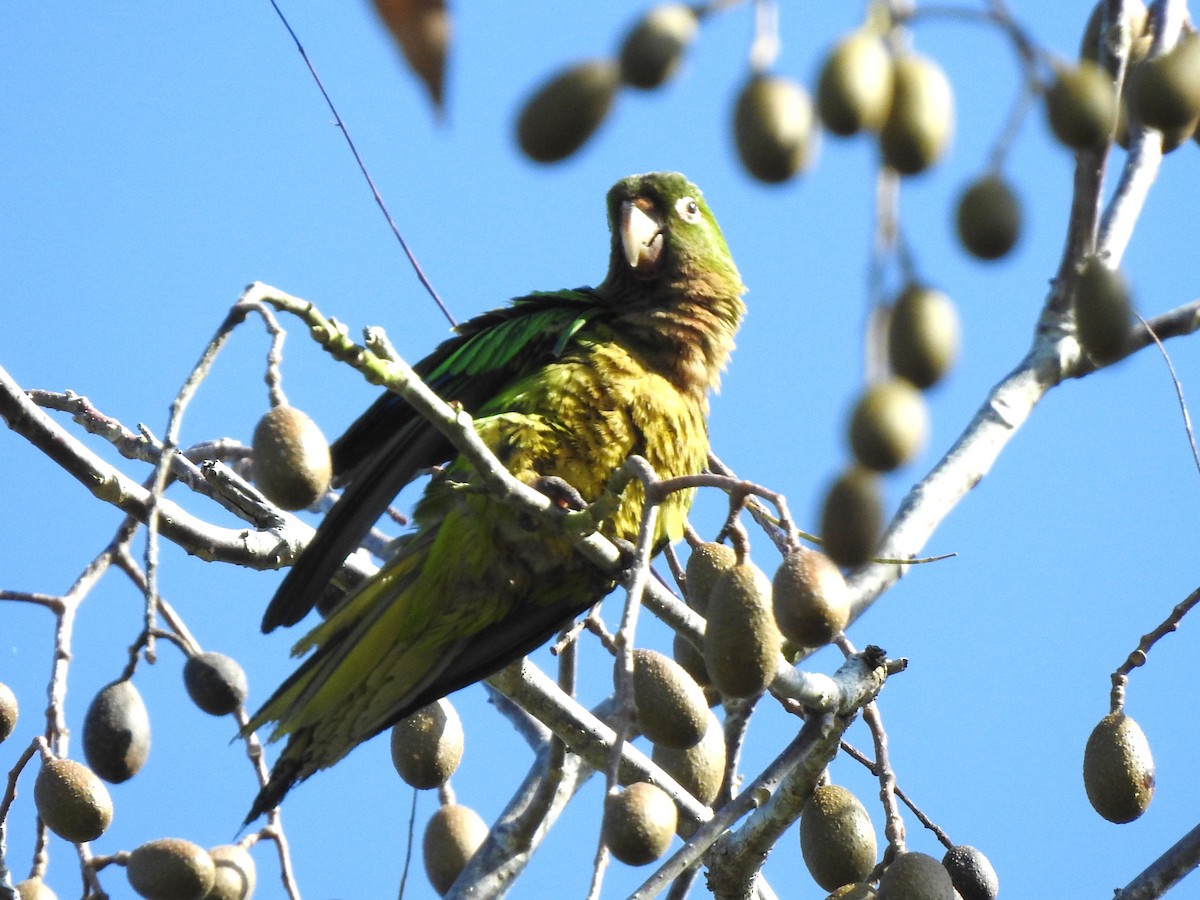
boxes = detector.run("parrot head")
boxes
[605,171,740,289]
[600,172,745,394]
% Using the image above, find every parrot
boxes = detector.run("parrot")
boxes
[244,171,746,821]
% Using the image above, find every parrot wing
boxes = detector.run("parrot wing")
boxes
[261,289,607,632]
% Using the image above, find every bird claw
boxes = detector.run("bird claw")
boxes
[530,475,588,511]
[610,536,638,581]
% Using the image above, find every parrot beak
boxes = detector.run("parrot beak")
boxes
[621,200,665,278]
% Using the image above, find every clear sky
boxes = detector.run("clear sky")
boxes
[2,2,1198,898]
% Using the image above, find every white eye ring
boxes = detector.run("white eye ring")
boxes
[676,196,702,223]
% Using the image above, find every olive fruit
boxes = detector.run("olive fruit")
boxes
[83,679,151,783]
[820,467,883,568]
[1045,61,1117,151]
[772,546,850,648]
[251,405,332,511]
[0,680,17,742]
[848,378,929,472]
[1083,711,1154,823]
[651,709,725,805]
[1127,33,1200,131]
[956,175,1021,260]
[516,60,620,163]
[424,803,488,895]
[390,698,464,789]
[877,851,956,899]
[1073,257,1132,364]
[127,838,216,900]
[1080,0,1149,66]
[603,782,677,865]
[684,541,737,614]
[1115,95,1198,152]
[15,879,57,900]
[942,844,999,900]
[800,784,877,891]
[733,74,818,183]
[33,757,113,843]
[205,843,257,900]
[183,651,248,717]
[817,31,894,136]
[704,560,782,698]
[880,53,954,175]
[672,630,711,687]
[631,648,708,749]
[618,4,698,90]
[888,285,960,390]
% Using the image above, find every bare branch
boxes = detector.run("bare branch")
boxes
[1115,820,1200,900]
[0,363,327,570]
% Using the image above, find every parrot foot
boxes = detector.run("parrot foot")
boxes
[530,475,588,511]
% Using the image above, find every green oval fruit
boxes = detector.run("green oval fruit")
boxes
[734,74,818,183]
[942,844,999,900]
[817,31,894,136]
[424,803,488,895]
[820,468,883,568]
[800,784,877,891]
[15,879,57,900]
[772,546,850,648]
[83,679,150,783]
[956,175,1021,260]
[603,782,677,865]
[1045,61,1117,150]
[848,378,929,472]
[1080,0,1149,65]
[618,4,698,90]
[1083,711,1154,823]
[390,698,464,789]
[1127,33,1200,131]
[651,709,725,805]
[205,844,257,900]
[877,851,956,899]
[704,561,781,698]
[34,757,113,843]
[183,652,249,717]
[1114,93,1197,152]
[0,680,17,743]
[128,838,216,900]
[632,648,708,749]
[1073,257,1132,364]
[685,541,737,614]
[516,60,620,163]
[672,631,711,687]
[880,53,954,175]
[251,405,332,511]
[888,285,960,390]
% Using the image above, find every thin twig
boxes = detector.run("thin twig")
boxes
[864,701,905,862]
[1109,585,1200,713]
[1134,312,1200,477]
[266,0,454,327]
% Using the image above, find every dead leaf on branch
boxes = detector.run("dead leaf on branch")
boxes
[371,0,450,112]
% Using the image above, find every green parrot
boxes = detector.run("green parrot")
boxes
[245,171,745,820]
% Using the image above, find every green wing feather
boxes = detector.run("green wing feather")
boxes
[330,289,604,481]
[262,289,608,632]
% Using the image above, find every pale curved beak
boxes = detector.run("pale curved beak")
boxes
[621,200,664,277]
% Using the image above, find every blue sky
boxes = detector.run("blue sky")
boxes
[2,2,1198,898]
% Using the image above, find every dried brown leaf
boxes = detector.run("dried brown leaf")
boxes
[371,0,450,111]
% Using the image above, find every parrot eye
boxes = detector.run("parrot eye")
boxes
[676,197,702,223]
